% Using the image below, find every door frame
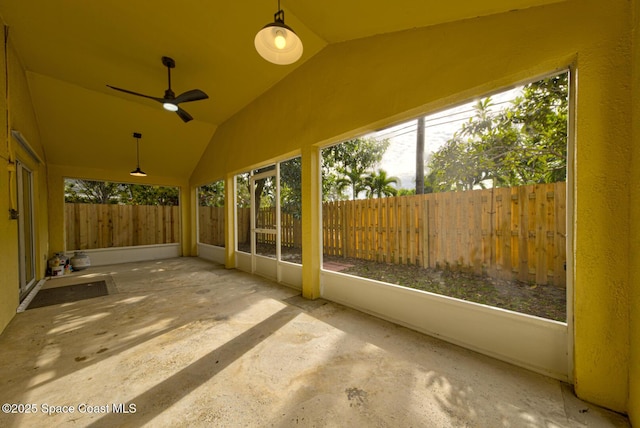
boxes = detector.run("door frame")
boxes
[16,159,37,299]
[234,160,303,289]
[249,166,279,280]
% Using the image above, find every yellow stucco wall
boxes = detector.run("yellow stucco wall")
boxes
[191,0,632,413]
[0,31,49,334]
[0,34,16,331]
[628,0,640,423]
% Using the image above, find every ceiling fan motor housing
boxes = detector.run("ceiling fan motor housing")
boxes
[161,56,175,68]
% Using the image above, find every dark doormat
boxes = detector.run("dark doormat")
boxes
[27,281,108,309]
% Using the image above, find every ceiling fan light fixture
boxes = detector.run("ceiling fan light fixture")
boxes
[163,102,178,112]
[130,132,147,177]
[255,2,303,65]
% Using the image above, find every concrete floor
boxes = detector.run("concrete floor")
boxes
[0,257,630,428]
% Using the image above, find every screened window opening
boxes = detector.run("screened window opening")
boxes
[321,72,569,322]
[254,172,277,259]
[64,178,180,250]
[236,172,251,254]
[280,157,302,264]
[235,158,302,265]
[198,180,225,247]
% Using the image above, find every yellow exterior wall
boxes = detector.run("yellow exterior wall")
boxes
[628,0,640,423]
[0,31,16,333]
[191,0,632,412]
[0,30,49,333]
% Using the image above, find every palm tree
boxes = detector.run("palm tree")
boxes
[364,169,399,198]
[336,167,368,200]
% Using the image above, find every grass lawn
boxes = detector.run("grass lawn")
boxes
[324,256,566,322]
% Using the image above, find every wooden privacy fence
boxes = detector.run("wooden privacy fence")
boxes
[197,182,566,286]
[67,185,566,285]
[199,206,225,246]
[323,182,566,286]
[250,209,303,249]
[201,206,302,248]
[65,203,180,250]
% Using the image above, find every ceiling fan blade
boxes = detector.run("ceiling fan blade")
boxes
[176,107,193,123]
[173,89,209,104]
[107,85,164,103]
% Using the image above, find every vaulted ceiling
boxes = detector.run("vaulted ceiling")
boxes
[0,0,563,180]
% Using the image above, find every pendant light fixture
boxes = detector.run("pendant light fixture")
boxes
[130,132,147,177]
[254,0,303,65]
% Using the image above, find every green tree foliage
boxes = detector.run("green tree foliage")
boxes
[65,179,179,206]
[427,73,568,191]
[512,73,568,183]
[199,181,225,207]
[423,170,438,194]
[251,166,277,210]
[322,137,390,200]
[397,188,416,196]
[64,180,123,204]
[123,184,179,206]
[254,176,275,209]
[280,157,302,219]
[364,169,399,198]
[235,173,251,208]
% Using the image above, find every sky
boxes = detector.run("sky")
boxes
[367,87,522,190]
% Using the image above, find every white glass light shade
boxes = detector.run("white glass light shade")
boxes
[130,167,147,177]
[163,102,179,112]
[255,23,303,65]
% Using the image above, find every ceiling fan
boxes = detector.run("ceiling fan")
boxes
[107,56,208,123]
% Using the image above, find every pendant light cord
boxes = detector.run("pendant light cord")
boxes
[136,138,141,168]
